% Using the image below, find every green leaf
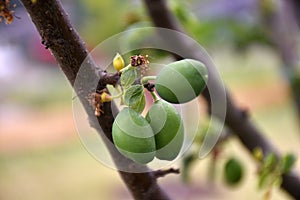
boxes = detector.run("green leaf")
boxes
[124,85,145,113]
[130,94,146,113]
[124,85,144,105]
[258,170,270,189]
[121,68,137,88]
[281,154,296,174]
[263,153,278,171]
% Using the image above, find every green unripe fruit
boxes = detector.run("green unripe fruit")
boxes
[146,100,184,160]
[155,59,208,104]
[112,108,156,164]
[224,158,244,186]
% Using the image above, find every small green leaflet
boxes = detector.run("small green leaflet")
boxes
[124,85,146,113]
[130,94,146,113]
[258,170,270,189]
[263,153,278,170]
[124,85,144,105]
[281,153,296,174]
[121,68,137,89]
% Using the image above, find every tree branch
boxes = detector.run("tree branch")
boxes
[143,0,300,198]
[260,1,300,121]
[19,0,170,199]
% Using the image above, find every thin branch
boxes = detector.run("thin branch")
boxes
[260,1,300,120]
[143,0,300,198]
[19,0,170,199]
[154,168,180,179]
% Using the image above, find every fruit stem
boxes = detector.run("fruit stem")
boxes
[140,76,157,85]
[119,64,133,73]
[150,91,159,102]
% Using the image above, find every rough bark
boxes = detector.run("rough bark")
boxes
[143,0,300,198]
[19,0,170,199]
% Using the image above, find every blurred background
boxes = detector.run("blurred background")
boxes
[0,0,300,199]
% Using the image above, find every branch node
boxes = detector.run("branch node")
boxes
[241,107,249,119]
[97,71,120,88]
[153,168,180,179]
[143,82,155,92]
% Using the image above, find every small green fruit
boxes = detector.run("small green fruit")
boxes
[112,108,155,164]
[224,158,244,186]
[155,59,208,104]
[146,100,184,160]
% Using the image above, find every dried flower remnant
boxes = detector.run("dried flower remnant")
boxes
[88,89,112,117]
[130,55,149,67]
[130,55,150,76]
[0,0,14,24]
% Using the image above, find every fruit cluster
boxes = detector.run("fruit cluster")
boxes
[113,100,184,164]
[92,54,208,164]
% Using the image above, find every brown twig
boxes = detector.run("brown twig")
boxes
[143,0,300,198]
[154,168,180,179]
[19,0,170,200]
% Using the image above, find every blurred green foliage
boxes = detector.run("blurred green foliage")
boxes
[79,0,145,45]
[170,0,272,50]
[256,152,296,191]
[79,0,126,44]
[78,0,273,56]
